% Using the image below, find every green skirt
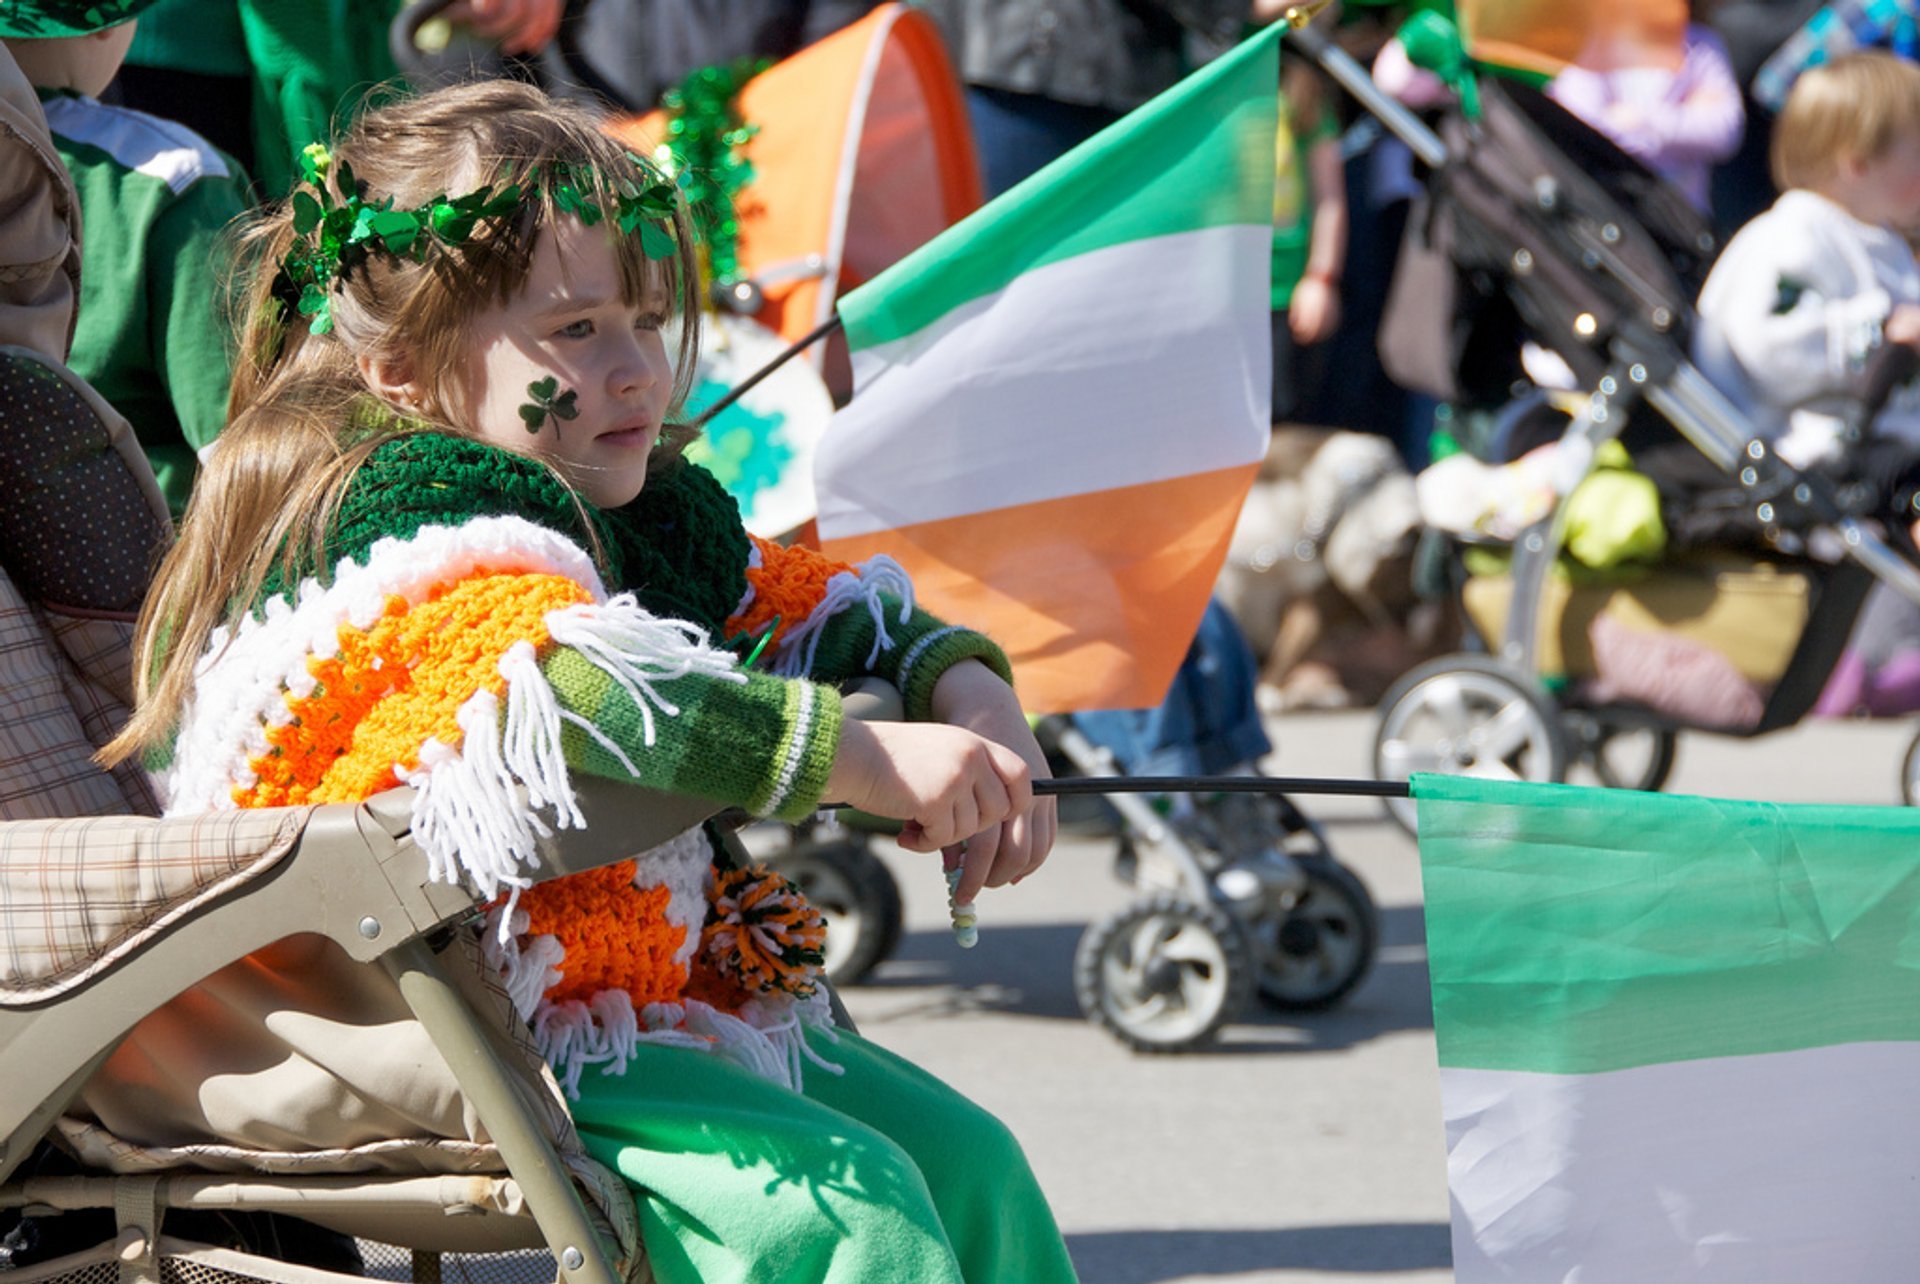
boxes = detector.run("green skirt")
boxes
[570,1026,1079,1284]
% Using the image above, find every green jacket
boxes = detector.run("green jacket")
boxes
[39,89,250,512]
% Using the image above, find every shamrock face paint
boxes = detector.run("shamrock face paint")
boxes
[457,217,674,510]
[519,377,580,437]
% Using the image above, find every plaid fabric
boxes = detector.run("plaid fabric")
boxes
[0,569,139,821]
[0,805,310,1003]
[44,607,160,815]
[1754,0,1920,111]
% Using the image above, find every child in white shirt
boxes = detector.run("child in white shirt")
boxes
[1692,51,1920,539]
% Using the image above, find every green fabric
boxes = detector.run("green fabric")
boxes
[1270,97,1338,310]
[0,0,158,37]
[41,90,249,514]
[839,23,1280,351]
[124,0,249,75]
[237,0,401,197]
[1414,772,1920,1076]
[572,1028,1079,1284]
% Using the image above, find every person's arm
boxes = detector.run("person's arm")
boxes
[1705,216,1895,410]
[544,638,1036,859]
[726,534,1054,894]
[441,0,564,54]
[1289,131,1347,345]
[149,174,251,455]
[1635,30,1747,165]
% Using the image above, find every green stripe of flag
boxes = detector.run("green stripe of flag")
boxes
[837,24,1280,351]
[1415,772,1920,1075]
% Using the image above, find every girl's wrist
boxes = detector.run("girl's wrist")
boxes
[1301,267,1340,287]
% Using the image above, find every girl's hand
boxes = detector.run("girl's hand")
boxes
[929,661,1059,905]
[826,718,1034,857]
[442,0,564,55]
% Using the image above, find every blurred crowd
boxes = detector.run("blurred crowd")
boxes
[30,0,1920,724]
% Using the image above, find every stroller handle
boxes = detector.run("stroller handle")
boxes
[1283,24,1447,169]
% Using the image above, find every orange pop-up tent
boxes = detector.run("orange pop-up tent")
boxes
[1459,0,1687,79]
[609,4,981,395]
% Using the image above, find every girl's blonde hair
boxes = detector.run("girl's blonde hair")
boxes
[103,78,704,765]
[1772,51,1920,191]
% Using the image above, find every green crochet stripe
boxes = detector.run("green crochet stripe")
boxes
[542,646,841,820]
[799,596,1014,720]
[265,431,750,635]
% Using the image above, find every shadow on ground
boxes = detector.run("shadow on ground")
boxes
[845,905,1433,1053]
[1065,1222,1452,1280]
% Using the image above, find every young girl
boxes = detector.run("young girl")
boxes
[96,78,1076,1283]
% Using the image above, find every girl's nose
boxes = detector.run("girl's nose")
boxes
[612,336,665,398]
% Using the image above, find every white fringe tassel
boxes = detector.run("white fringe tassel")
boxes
[545,594,747,748]
[398,691,546,933]
[770,555,916,678]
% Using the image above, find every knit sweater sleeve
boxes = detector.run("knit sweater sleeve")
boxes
[540,645,841,824]
[726,535,1015,721]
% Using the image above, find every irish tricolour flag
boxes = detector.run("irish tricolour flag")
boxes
[813,27,1278,712]
[1418,773,1920,1280]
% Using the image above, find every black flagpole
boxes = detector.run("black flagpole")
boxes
[688,314,845,430]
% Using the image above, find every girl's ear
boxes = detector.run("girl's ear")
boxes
[357,352,424,411]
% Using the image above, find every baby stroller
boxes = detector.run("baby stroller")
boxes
[1046,601,1379,1053]
[1282,23,1920,829]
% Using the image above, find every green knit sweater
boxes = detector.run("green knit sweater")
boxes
[249,432,1014,823]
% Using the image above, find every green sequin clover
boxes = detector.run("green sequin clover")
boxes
[519,376,579,436]
[275,144,682,337]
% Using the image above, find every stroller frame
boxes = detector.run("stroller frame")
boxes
[0,774,721,1284]
[1285,26,1920,821]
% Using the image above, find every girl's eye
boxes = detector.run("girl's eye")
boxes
[557,319,594,339]
[635,312,667,332]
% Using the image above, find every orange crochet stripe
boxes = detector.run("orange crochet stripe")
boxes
[520,861,689,1006]
[237,572,592,807]
[725,534,854,648]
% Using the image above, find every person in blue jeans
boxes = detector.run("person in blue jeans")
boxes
[1073,598,1273,781]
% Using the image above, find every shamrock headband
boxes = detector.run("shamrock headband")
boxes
[274,143,682,336]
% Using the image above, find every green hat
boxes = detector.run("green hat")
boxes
[0,0,161,38]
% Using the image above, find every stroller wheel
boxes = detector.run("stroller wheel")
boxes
[763,841,903,987]
[1902,727,1920,807]
[1249,857,1379,1012]
[1570,716,1678,792]
[1075,895,1253,1053]
[1373,654,1569,835]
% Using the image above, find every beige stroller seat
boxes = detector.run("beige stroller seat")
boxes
[0,40,731,1284]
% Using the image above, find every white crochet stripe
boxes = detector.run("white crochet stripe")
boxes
[767,554,917,678]
[730,541,764,620]
[165,516,606,818]
[630,826,713,971]
[761,681,819,819]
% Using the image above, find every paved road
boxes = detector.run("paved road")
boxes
[837,709,1920,1284]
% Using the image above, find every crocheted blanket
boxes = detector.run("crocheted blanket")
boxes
[163,435,1011,1096]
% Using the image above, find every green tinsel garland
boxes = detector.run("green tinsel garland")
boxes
[655,58,772,291]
